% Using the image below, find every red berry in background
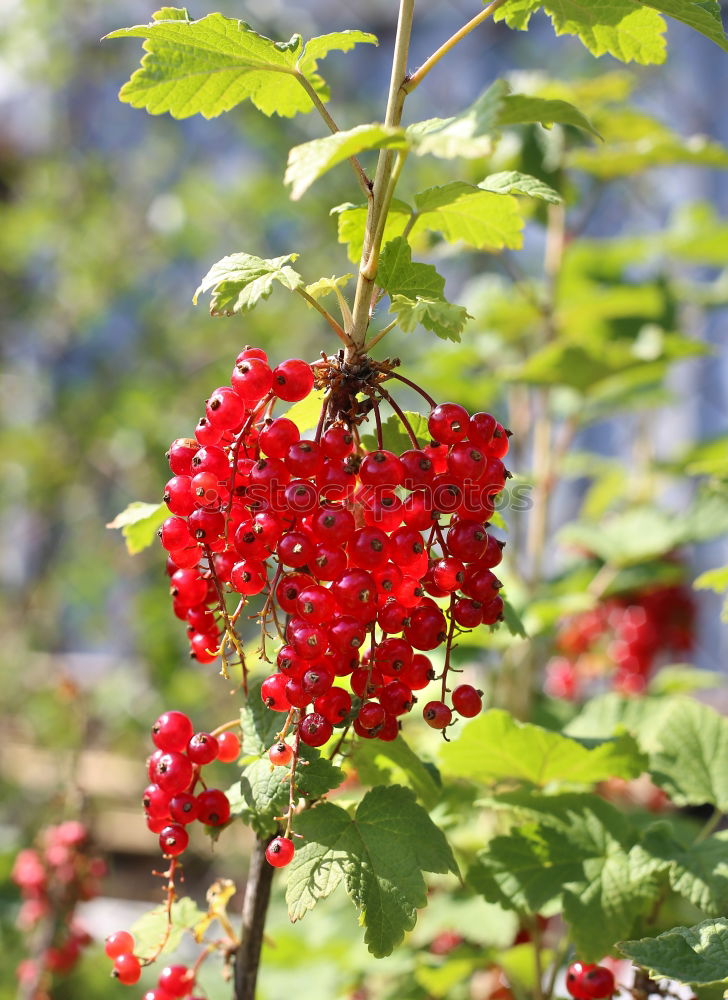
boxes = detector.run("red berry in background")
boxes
[266,836,295,867]
[271,359,314,402]
[158,964,195,998]
[196,789,231,827]
[269,741,294,766]
[159,824,189,857]
[581,965,616,999]
[428,402,469,444]
[113,952,142,984]
[423,700,452,730]
[216,731,241,762]
[104,930,135,959]
[451,684,483,718]
[152,711,194,753]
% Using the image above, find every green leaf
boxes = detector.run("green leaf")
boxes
[412,182,525,251]
[238,746,344,836]
[286,785,458,957]
[377,237,446,300]
[649,698,728,810]
[390,295,471,343]
[106,500,166,555]
[439,709,646,787]
[497,93,600,137]
[304,274,352,301]
[563,842,665,960]
[106,14,377,119]
[502,600,528,638]
[350,735,442,809]
[407,80,508,159]
[469,824,586,912]
[281,389,327,434]
[649,665,724,696]
[479,171,562,204]
[130,897,205,960]
[559,507,687,566]
[642,825,728,915]
[285,123,407,200]
[565,691,675,753]
[240,679,282,756]
[619,918,728,986]
[695,566,728,593]
[194,252,302,314]
[641,0,728,52]
[359,411,430,453]
[332,198,412,264]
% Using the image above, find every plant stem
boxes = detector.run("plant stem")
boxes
[403,0,508,93]
[234,838,275,1000]
[294,72,371,198]
[363,317,398,352]
[349,0,415,356]
[295,287,354,347]
[696,806,723,842]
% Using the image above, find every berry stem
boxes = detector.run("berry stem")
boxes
[284,725,301,839]
[373,397,384,449]
[142,859,179,966]
[233,837,275,1000]
[440,595,458,705]
[377,386,420,447]
[402,0,508,94]
[386,370,437,408]
[363,317,398,353]
[203,545,248,691]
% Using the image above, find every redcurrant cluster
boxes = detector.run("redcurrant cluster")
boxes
[158,347,511,865]
[144,710,241,857]
[12,821,104,993]
[566,962,616,999]
[545,584,695,699]
[106,931,200,998]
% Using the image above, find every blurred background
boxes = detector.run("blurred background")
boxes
[1,0,727,997]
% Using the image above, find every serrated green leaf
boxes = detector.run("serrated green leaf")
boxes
[649,698,728,810]
[497,93,600,137]
[130,897,205,960]
[440,709,646,787]
[469,824,586,912]
[619,918,728,985]
[649,665,724,695]
[641,0,728,51]
[565,691,675,753]
[377,237,446,300]
[479,171,562,204]
[194,252,302,314]
[238,745,344,836]
[285,123,407,200]
[106,500,166,555]
[407,80,508,159]
[332,198,412,264]
[563,842,665,960]
[350,735,441,809]
[642,825,728,915]
[412,182,524,251]
[106,15,376,119]
[286,785,458,957]
[535,0,668,65]
[240,679,282,756]
[304,274,353,301]
[569,132,728,178]
[280,388,327,435]
[390,295,470,343]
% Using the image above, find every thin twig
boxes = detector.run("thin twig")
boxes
[378,386,420,447]
[386,370,436,408]
[295,287,354,348]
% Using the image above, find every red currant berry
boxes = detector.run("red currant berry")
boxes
[314,686,352,724]
[259,417,299,458]
[451,684,483,718]
[152,711,194,753]
[167,438,200,477]
[151,753,194,795]
[158,964,195,998]
[169,792,199,825]
[269,741,294,766]
[271,360,314,402]
[104,931,134,959]
[321,424,354,459]
[196,788,231,826]
[428,403,469,444]
[113,952,142,985]
[468,411,497,448]
[261,673,290,712]
[379,680,414,717]
[423,701,452,729]
[187,732,219,765]
[299,712,333,747]
[216,731,241,763]
[231,358,273,402]
[400,449,435,490]
[159,824,189,857]
[206,386,246,430]
[296,584,337,624]
[359,450,404,488]
[401,653,435,690]
[358,701,386,732]
[266,836,295,867]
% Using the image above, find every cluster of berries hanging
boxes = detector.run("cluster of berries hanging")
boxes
[106,927,200,998]
[545,583,695,700]
[158,346,511,864]
[144,710,241,856]
[12,821,104,994]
